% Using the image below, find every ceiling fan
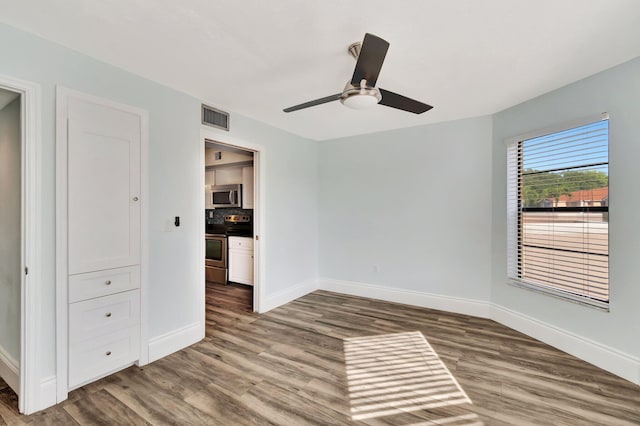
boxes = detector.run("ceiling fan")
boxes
[283,33,433,114]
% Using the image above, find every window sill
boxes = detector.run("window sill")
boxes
[507,278,610,312]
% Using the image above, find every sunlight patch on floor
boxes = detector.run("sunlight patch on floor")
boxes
[344,331,478,423]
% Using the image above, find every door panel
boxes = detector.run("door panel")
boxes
[67,105,140,274]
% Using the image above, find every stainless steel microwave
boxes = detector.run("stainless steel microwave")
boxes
[207,184,242,208]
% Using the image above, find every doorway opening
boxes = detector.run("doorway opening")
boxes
[204,139,260,314]
[0,75,41,415]
[0,87,22,400]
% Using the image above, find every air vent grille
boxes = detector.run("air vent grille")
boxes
[202,104,230,131]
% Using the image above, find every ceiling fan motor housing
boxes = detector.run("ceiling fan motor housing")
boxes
[340,80,382,109]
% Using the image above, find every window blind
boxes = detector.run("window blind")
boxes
[507,117,609,308]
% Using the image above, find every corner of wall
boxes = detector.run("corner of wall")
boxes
[318,278,491,319]
[259,278,319,313]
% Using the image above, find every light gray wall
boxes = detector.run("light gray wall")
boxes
[0,22,318,381]
[491,57,640,359]
[0,96,21,363]
[218,114,319,297]
[319,116,493,302]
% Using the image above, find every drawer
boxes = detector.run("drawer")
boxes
[228,236,253,250]
[69,290,140,344]
[69,266,139,302]
[68,325,140,389]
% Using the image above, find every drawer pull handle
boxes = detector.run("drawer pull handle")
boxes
[105,280,112,285]
[106,351,112,356]
[106,312,112,318]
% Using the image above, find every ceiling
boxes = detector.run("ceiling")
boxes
[1,1,639,141]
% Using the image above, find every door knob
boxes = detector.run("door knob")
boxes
[133,197,139,201]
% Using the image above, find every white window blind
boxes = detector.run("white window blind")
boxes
[507,116,609,308]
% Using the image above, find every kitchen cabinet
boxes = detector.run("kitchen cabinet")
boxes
[205,148,252,167]
[214,167,242,186]
[242,166,254,209]
[228,236,254,285]
[61,93,144,391]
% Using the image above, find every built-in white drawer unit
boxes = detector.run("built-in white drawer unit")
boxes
[69,290,140,345]
[68,325,140,389]
[69,266,140,303]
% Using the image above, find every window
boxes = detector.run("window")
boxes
[507,115,609,308]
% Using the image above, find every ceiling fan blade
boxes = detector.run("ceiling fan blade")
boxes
[283,93,342,113]
[378,89,433,114]
[351,33,389,87]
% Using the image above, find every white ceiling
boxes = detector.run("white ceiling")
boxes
[1,1,639,140]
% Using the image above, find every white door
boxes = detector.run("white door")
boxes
[67,101,141,274]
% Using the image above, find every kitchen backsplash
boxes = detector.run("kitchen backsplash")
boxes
[211,208,253,224]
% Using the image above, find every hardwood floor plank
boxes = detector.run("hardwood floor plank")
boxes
[63,389,149,426]
[3,288,640,425]
[184,383,276,426]
[240,380,350,426]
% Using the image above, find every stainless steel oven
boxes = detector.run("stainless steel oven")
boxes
[205,234,227,284]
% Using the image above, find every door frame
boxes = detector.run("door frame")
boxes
[201,126,265,312]
[55,87,149,402]
[0,74,41,414]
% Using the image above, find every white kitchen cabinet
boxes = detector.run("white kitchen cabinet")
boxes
[228,236,254,285]
[214,167,242,186]
[242,166,254,209]
[60,92,145,392]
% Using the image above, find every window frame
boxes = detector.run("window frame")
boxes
[505,113,610,311]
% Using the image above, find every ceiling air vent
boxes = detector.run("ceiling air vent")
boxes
[202,104,230,131]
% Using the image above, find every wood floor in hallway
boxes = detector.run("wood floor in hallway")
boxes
[1,289,639,425]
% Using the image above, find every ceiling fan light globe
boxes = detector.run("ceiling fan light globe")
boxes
[341,93,380,110]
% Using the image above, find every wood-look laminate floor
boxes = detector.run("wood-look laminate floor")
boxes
[2,290,639,425]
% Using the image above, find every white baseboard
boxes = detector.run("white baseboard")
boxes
[148,321,204,363]
[318,278,491,319]
[259,278,319,313]
[0,345,19,395]
[491,304,640,386]
[38,375,57,411]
